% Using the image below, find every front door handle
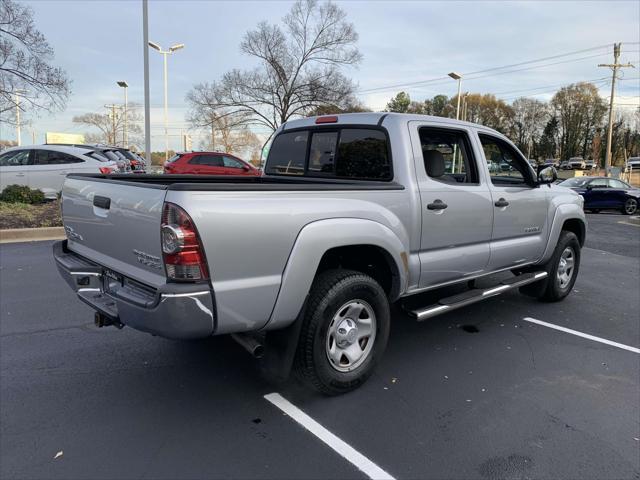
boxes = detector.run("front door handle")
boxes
[427,199,448,210]
[494,198,509,207]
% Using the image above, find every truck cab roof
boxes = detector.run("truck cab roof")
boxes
[281,112,504,137]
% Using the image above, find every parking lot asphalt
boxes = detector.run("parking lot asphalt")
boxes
[1,212,639,480]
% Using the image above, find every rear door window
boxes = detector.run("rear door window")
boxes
[190,154,224,167]
[0,150,32,166]
[589,178,608,187]
[36,150,84,165]
[418,128,477,184]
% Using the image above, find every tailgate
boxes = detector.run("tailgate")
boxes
[62,176,168,288]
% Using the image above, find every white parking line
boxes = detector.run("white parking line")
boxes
[264,392,395,480]
[617,221,640,227]
[522,317,640,354]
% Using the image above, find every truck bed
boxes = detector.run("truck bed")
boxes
[66,173,405,191]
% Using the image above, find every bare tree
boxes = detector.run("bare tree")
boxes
[187,83,254,150]
[72,104,142,146]
[187,0,361,136]
[509,98,549,158]
[0,0,70,123]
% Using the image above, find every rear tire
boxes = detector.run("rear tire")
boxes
[622,198,637,215]
[295,269,390,395]
[520,231,580,302]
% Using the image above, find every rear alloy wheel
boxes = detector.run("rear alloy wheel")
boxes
[295,269,390,395]
[622,198,638,215]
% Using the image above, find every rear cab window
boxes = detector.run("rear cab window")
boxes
[265,127,392,181]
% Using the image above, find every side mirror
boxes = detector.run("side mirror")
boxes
[537,166,557,185]
[586,184,593,190]
[242,165,250,171]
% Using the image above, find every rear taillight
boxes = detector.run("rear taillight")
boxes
[99,166,115,174]
[161,203,209,281]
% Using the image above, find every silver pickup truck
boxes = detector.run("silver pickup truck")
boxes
[54,113,586,394]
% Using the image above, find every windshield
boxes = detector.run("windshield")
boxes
[560,178,590,187]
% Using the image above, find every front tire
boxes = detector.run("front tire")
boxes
[532,231,581,302]
[622,198,638,215]
[295,269,390,395]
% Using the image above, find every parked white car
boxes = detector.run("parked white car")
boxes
[568,157,586,169]
[626,156,640,171]
[0,145,118,199]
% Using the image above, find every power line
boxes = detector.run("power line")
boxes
[358,44,613,94]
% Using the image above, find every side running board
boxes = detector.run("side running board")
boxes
[411,271,548,321]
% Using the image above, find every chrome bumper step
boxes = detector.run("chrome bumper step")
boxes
[411,271,548,321]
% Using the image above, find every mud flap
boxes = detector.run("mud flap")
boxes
[259,297,308,384]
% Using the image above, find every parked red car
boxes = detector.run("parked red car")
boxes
[164,152,260,176]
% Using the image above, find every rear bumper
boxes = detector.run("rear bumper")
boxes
[53,240,215,339]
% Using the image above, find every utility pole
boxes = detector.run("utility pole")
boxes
[15,92,21,146]
[104,104,121,144]
[211,124,215,151]
[14,90,27,146]
[598,43,634,177]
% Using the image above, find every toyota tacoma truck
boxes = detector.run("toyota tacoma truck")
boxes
[54,113,586,395]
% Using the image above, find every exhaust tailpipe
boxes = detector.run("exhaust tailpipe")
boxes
[231,333,264,359]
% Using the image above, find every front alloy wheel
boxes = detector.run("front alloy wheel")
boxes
[623,198,638,215]
[556,246,576,289]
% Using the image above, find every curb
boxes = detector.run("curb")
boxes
[0,227,66,244]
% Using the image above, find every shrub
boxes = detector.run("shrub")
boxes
[0,184,46,204]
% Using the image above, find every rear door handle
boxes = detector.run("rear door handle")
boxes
[16,173,26,177]
[494,198,509,207]
[427,199,448,210]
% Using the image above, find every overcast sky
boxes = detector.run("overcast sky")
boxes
[4,0,640,150]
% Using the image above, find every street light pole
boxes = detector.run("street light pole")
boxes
[142,0,151,164]
[117,81,129,148]
[462,92,469,122]
[148,41,184,162]
[163,51,168,161]
[448,72,463,120]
